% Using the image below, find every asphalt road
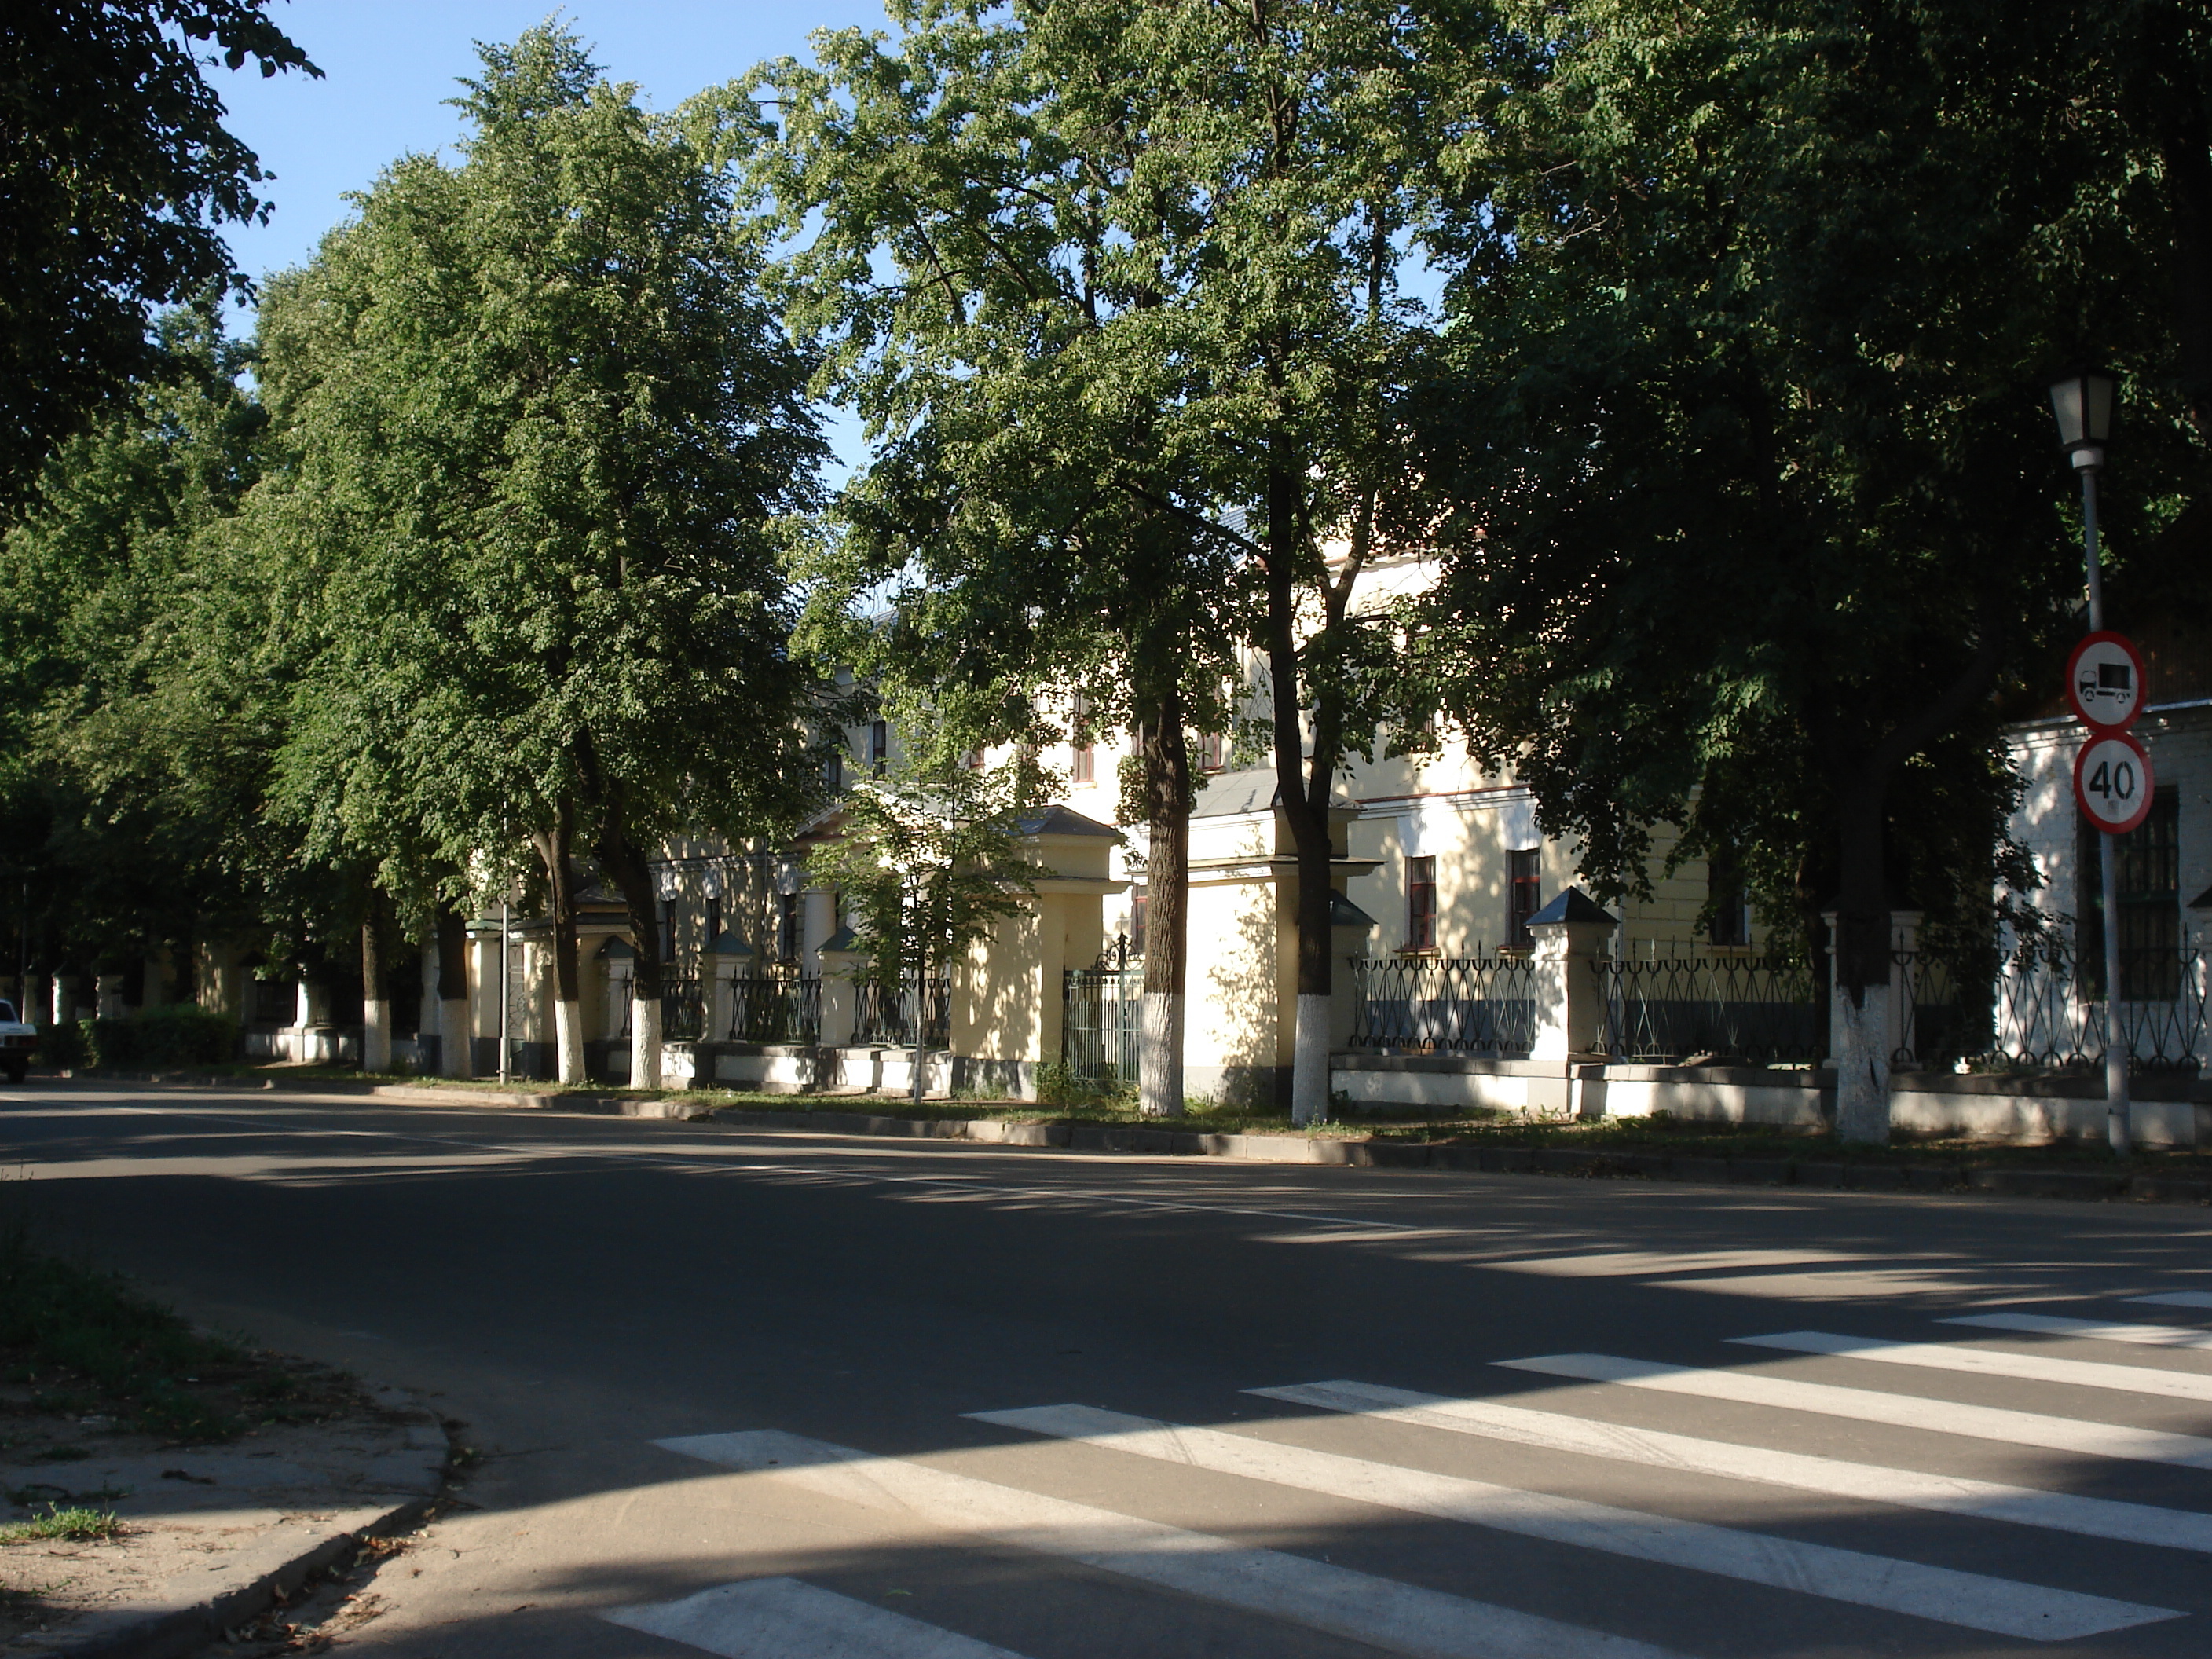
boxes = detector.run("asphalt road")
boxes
[7,1080,2212,1659]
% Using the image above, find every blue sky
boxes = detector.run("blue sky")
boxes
[218,2,888,285]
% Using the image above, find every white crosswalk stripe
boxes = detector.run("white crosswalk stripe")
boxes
[602,1577,1031,1658]
[968,1403,2177,1640]
[1946,1311,2212,1350]
[1733,1329,2212,1400]
[1244,1378,2212,1554]
[658,1428,1690,1659]
[1492,1350,2212,1469]
[2131,1291,2212,1309]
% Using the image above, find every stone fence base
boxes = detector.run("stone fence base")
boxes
[1331,1052,2212,1147]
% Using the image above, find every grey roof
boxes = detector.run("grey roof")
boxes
[711,930,755,956]
[1015,804,1122,839]
[1525,886,1617,928]
[1192,767,1281,819]
[817,924,859,952]
[1191,766,1357,820]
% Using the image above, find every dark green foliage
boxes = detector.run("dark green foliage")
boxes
[0,2,318,502]
[83,1005,236,1069]
[31,1024,86,1071]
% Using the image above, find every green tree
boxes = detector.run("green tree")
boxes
[755,0,1453,1124]
[1,2,319,504]
[252,24,830,1085]
[1404,0,2206,1139]
[808,731,1044,1103]
[0,305,318,1016]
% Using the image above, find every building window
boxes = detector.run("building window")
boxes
[1507,849,1541,950]
[1406,855,1437,951]
[870,720,888,776]
[777,892,800,963]
[1073,742,1095,784]
[1130,884,1147,957]
[1708,851,1750,947]
[705,895,722,945]
[1196,731,1227,773]
[826,749,844,790]
[2078,786,2180,1000]
[658,899,678,965]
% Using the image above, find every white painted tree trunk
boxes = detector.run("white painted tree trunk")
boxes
[631,994,663,1090]
[555,997,585,1085]
[361,1000,392,1073]
[440,999,472,1077]
[1290,992,1331,1126]
[1832,987,1892,1144]
[1137,991,1184,1117]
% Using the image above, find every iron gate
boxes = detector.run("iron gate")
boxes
[1063,965,1143,1083]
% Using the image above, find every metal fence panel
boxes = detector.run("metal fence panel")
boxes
[1063,966,1143,1082]
[1350,956,1540,1056]
[854,979,950,1050]
[1597,955,1823,1064]
[1903,941,2207,1072]
[727,975,822,1046]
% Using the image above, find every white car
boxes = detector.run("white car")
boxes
[0,1001,33,1083]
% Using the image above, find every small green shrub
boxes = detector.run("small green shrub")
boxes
[31,1022,86,1070]
[86,1005,237,1069]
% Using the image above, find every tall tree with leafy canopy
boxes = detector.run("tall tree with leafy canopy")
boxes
[254,24,830,1085]
[1404,0,2208,1140]
[0,1,319,505]
[753,0,1453,1122]
[0,305,320,1013]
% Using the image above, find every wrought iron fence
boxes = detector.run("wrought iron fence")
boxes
[1597,954,1823,1064]
[1350,955,1540,1055]
[661,978,706,1043]
[248,978,295,1026]
[1064,965,1144,1082]
[1900,939,2207,1072]
[727,974,822,1046]
[854,978,950,1050]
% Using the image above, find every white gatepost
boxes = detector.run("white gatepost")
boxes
[1526,888,1619,1062]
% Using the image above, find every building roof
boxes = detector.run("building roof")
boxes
[1191,766,1357,819]
[1014,804,1122,839]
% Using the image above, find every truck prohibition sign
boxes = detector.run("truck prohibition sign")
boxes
[2074,731,2156,835]
[2066,631,2146,732]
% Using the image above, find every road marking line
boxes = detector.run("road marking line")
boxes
[1491,1353,2212,1470]
[2132,1291,2212,1310]
[1492,1249,1864,1277]
[657,1430,1686,1659]
[1945,1313,2212,1350]
[1734,1331,2212,1401]
[1248,1379,2212,1554]
[602,1577,1029,1658]
[969,1405,2174,1641]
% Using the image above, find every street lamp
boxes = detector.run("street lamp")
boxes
[2049,368,2127,1155]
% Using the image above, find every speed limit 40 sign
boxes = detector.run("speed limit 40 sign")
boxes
[2075,731,2156,835]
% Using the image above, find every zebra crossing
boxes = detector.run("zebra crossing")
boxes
[609,1297,2212,1657]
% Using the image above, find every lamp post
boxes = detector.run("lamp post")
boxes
[2049,369,2128,1155]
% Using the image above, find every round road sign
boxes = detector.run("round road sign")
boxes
[2066,631,2146,732]
[2074,731,2156,835]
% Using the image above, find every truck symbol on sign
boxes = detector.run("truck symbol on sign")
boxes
[2078,659,2133,712]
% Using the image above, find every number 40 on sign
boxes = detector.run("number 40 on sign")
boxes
[2075,731,2155,835]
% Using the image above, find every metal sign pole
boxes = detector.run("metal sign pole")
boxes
[2079,466,2130,1155]
[499,897,511,1086]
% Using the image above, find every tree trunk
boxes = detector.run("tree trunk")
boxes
[1262,483,1335,1127]
[534,806,585,1085]
[596,805,665,1091]
[436,903,472,1077]
[1830,769,1891,1144]
[360,892,391,1074]
[1139,683,1192,1118]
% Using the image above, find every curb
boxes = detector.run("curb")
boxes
[701,1108,2210,1203]
[42,1401,452,1659]
[75,1073,2212,1205]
